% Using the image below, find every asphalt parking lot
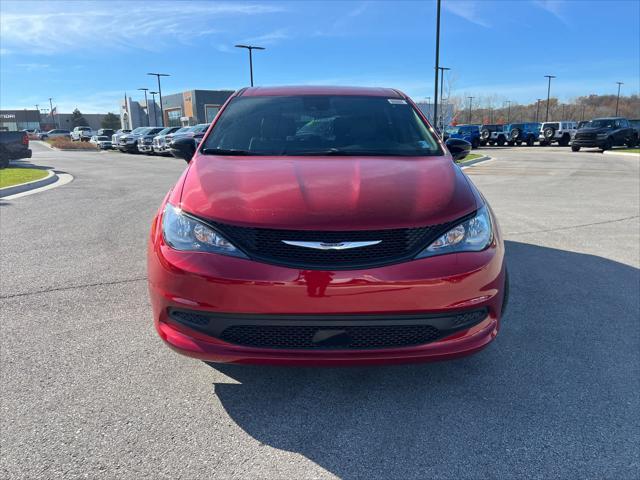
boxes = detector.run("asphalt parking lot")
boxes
[1,142,638,479]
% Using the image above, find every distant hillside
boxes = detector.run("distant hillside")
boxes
[451,95,640,125]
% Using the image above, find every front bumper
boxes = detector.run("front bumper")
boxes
[572,138,604,148]
[138,143,153,152]
[148,216,506,366]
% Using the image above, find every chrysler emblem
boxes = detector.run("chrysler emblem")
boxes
[281,240,382,250]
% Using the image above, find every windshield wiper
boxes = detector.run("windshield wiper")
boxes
[201,148,257,156]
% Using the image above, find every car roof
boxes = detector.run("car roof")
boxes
[239,85,403,98]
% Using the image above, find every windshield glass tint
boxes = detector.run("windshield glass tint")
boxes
[590,119,615,128]
[202,95,442,156]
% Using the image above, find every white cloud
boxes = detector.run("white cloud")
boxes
[244,28,290,45]
[443,1,491,28]
[532,0,569,24]
[0,1,285,54]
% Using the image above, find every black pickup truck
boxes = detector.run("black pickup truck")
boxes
[572,117,638,152]
[0,131,33,168]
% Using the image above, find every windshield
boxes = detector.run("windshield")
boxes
[97,136,109,141]
[589,119,616,128]
[131,127,147,134]
[445,126,460,134]
[174,127,191,134]
[202,95,443,156]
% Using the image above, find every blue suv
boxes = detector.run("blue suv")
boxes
[443,124,481,149]
[506,123,541,146]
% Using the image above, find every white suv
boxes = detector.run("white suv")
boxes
[539,121,577,146]
[70,126,94,142]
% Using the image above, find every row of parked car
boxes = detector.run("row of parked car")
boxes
[112,124,210,155]
[443,117,640,151]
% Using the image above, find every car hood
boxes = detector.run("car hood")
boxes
[578,127,610,134]
[179,155,478,230]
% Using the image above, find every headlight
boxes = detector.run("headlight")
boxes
[162,204,246,258]
[416,206,493,258]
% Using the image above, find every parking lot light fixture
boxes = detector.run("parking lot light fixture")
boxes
[544,75,555,122]
[437,66,450,131]
[149,91,158,127]
[235,45,265,87]
[147,73,170,127]
[433,0,442,132]
[615,82,623,116]
[138,88,150,126]
[467,96,474,123]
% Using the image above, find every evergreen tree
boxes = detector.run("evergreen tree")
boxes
[70,108,88,128]
[101,112,121,129]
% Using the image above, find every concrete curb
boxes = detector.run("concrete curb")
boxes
[603,150,639,157]
[458,155,492,168]
[0,169,58,198]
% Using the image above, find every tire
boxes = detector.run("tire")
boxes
[543,127,555,141]
[480,140,487,146]
[480,129,490,141]
[471,138,480,149]
[526,136,535,146]
[571,145,580,152]
[626,135,638,148]
[601,138,612,151]
[497,136,506,146]
[559,134,570,147]
[0,156,9,169]
[489,141,495,146]
[502,268,510,316]
[510,128,521,142]
[539,140,548,146]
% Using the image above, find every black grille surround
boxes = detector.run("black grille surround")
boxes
[190,211,476,270]
[168,308,488,350]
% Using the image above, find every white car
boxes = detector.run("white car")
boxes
[89,135,113,150]
[71,126,94,142]
[539,121,578,146]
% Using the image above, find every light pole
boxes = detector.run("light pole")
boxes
[149,91,158,127]
[615,81,623,116]
[48,97,57,128]
[235,44,265,87]
[433,0,442,132]
[505,100,512,123]
[438,66,450,131]
[467,96,474,123]
[147,73,170,127]
[535,99,542,122]
[138,88,150,126]
[544,75,555,122]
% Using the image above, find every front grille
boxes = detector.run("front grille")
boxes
[168,308,488,350]
[205,217,465,269]
[220,324,443,349]
[575,132,596,140]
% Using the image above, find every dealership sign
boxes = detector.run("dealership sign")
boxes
[0,113,16,119]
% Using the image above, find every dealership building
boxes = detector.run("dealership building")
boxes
[0,110,42,131]
[120,89,235,129]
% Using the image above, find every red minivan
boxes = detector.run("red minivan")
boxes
[147,86,507,366]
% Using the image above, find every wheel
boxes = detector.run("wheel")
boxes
[497,136,506,146]
[471,138,480,149]
[489,141,495,146]
[526,136,535,146]
[510,128,521,142]
[516,141,523,146]
[480,140,487,146]
[626,135,638,148]
[543,127,555,141]
[601,138,612,151]
[480,129,490,142]
[571,145,580,152]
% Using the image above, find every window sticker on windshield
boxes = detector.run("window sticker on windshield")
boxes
[387,99,407,104]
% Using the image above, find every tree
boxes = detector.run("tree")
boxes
[101,112,121,130]
[70,108,88,128]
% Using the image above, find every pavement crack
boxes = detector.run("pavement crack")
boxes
[0,276,148,299]
[507,215,639,236]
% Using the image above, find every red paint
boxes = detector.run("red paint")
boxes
[147,86,507,366]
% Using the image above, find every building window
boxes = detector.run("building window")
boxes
[205,105,221,123]
[166,108,182,127]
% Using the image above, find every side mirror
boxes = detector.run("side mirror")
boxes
[445,138,471,162]
[169,137,197,163]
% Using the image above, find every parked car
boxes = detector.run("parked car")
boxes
[70,126,94,142]
[571,117,638,152]
[538,121,577,146]
[111,129,132,145]
[173,123,211,141]
[89,135,113,150]
[152,85,507,365]
[507,123,541,146]
[136,127,165,154]
[152,127,182,155]
[488,125,510,146]
[577,120,591,130]
[161,126,191,150]
[0,131,32,168]
[117,127,151,153]
[23,129,41,140]
[629,119,640,136]
[97,128,115,138]
[443,124,481,149]
[38,129,71,140]
[479,124,503,146]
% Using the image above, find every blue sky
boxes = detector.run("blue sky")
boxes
[1,0,639,113]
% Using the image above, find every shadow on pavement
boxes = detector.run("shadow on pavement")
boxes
[207,241,639,479]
